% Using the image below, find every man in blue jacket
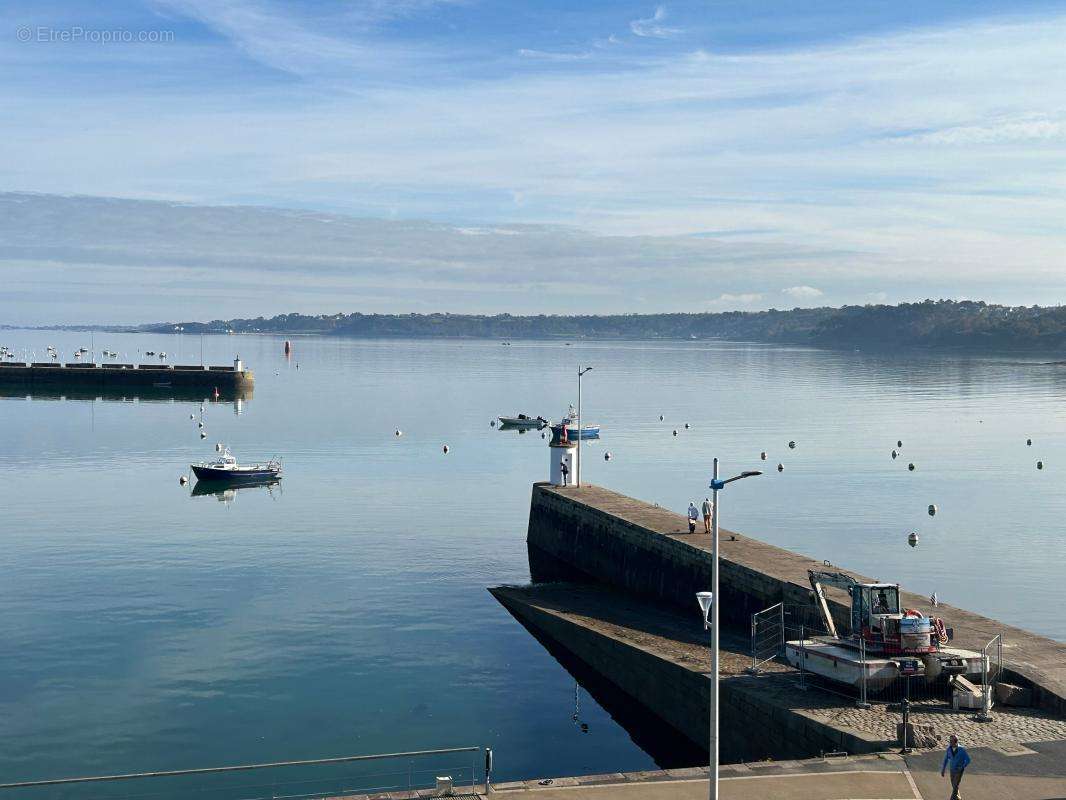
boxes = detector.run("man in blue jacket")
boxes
[941,734,971,799]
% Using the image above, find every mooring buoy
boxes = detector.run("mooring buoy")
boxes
[395,429,403,437]
[1026,438,1032,446]
[908,462,915,471]
[443,445,449,454]
[672,429,678,436]
[604,452,612,461]
[200,432,207,439]
[908,531,919,547]
[788,440,796,449]
[179,475,187,485]
[777,463,784,472]
[760,451,767,460]
[1037,460,1044,470]
[897,440,903,448]
[684,423,690,429]
[928,504,937,516]
[892,450,897,459]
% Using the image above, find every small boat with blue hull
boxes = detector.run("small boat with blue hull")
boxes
[549,406,600,440]
[191,448,281,482]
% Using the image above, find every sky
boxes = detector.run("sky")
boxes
[1,1,1065,323]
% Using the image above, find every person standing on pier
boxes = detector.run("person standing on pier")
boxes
[560,460,570,485]
[701,497,713,533]
[941,734,971,800]
[687,501,699,533]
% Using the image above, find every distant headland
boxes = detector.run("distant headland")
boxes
[15,300,1066,353]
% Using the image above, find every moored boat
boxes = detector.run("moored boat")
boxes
[498,413,547,429]
[191,448,281,482]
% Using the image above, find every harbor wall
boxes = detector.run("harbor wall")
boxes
[0,363,254,395]
[527,483,847,629]
[527,483,1066,717]
[490,586,886,760]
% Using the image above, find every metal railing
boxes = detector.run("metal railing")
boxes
[748,602,785,673]
[976,634,1003,722]
[0,746,484,800]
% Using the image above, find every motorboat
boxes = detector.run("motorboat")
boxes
[191,448,281,482]
[498,413,548,429]
[549,405,601,440]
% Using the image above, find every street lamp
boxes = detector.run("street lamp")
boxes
[576,366,592,486]
[698,458,761,800]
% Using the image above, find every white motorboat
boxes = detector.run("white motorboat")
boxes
[498,413,548,429]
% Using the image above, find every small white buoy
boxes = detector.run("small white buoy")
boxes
[179,475,187,485]
[777,463,784,472]
[443,445,449,454]
[189,413,195,420]
[760,451,767,460]
[672,429,678,436]
[604,451,612,461]
[908,531,919,548]
[200,432,207,439]
[684,423,690,429]
[1037,460,1044,470]
[928,504,937,516]
[891,450,897,459]
[897,439,903,448]
[1026,438,1032,446]
[198,421,204,429]
[908,462,915,471]
[490,420,496,427]
[788,440,796,449]
[395,429,403,437]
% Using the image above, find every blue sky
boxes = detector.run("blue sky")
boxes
[2,1,1066,321]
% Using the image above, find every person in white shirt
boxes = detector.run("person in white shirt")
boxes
[701,497,714,533]
[687,501,699,533]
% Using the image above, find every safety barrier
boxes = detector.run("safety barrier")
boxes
[0,746,485,800]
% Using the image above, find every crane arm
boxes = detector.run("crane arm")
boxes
[807,570,858,639]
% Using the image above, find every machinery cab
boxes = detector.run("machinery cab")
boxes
[851,582,901,635]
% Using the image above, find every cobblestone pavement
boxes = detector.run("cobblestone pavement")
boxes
[806,693,1066,747]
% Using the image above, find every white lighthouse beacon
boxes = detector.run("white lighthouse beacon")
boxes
[549,422,579,487]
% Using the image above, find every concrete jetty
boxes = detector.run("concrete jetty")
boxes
[0,360,254,397]
[524,483,1066,716]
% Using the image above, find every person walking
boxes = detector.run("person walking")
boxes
[687,501,699,533]
[560,460,570,485]
[701,497,713,533]
[941,734,971,800]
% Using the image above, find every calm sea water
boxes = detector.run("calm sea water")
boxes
[1,331,1064,794]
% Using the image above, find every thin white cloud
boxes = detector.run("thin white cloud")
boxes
[782,286,824,300]
[517,48,592,62]
[629,6,680,39]
[707,292,763,309]
[897,114,1066,145]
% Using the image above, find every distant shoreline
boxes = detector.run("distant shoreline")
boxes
[8,299,1066,354]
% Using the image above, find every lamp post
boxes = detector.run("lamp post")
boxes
[700,459,761,800]
[576,366,592,486]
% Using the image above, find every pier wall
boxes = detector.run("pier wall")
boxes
[527,483,846,630]
[491,585,885,760]
[527,483,1066,717]
[0,363,254,395]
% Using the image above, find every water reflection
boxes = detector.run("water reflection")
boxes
[0,385,251,406]
[190,478,282,502]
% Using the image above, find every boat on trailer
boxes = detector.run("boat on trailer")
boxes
[785,569,986,690]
